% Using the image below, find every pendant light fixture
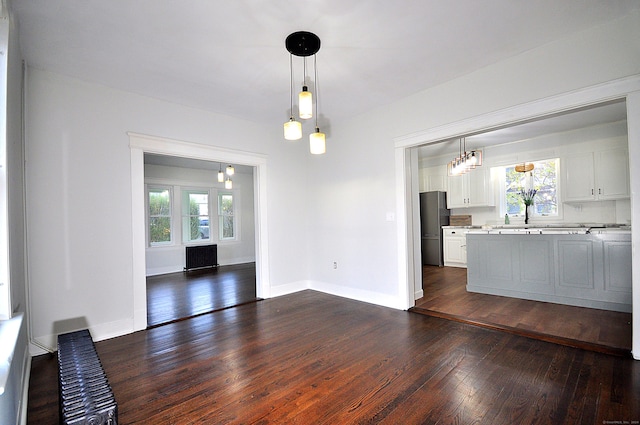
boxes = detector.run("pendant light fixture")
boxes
[283,54,302,140]
[309,54,325,154]
[217,163,224,183]
[284,31,326,154]
[298,56,313,120]
[515,163,534,173]
[448,137,482,176]
[221,164,233,189]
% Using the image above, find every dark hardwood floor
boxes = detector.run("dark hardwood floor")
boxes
[146,262,259,327]
[28,290,640,424]
[412,265,632,356]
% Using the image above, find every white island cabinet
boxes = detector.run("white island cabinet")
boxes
[563,147,629,202]
[466,231,631,313]
[443,228,470,267]
[447,168,493,209]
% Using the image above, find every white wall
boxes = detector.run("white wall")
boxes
[304,111,402,308]
[390,11,640,137]
[144,163,255,275]
[24,68,310,352]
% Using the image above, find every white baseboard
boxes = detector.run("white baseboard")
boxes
[31,317,134,356]
[18,353,31,425]
[269,280,310,297]
[308,281,406,310]
[146,258,257,276]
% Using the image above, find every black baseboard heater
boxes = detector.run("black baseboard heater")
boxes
[58,329,118,425]
[185,244,218,271]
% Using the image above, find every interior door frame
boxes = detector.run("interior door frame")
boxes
[394,75,640,359]
[128,132,270,331]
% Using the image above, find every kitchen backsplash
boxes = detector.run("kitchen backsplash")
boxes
[451,198,631,227]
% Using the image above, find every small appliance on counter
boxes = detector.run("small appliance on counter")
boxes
[419,191,450,266]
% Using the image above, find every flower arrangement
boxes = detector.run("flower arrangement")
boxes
[520,188,537,206]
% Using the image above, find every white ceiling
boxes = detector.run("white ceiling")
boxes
[12,0,640,133]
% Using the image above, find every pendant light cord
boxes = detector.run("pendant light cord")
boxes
[314,54,319,128]
[289,53,294,116]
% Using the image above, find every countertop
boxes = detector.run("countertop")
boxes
[444,223,631,234]
[442,225,482,229]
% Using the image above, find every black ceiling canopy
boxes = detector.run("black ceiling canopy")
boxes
[285,31,321,57]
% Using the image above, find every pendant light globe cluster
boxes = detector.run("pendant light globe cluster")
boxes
[218,163,235,189]
[283,31,326,155]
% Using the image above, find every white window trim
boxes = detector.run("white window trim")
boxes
[146,185,174,247]
[181,187,212,245]
[217,190,238,242]
[496,158,563,222]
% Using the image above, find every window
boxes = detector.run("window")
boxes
[504,158,559,218]
[182,190,210,243]
[148,187,172,245]
[218,192,235,240]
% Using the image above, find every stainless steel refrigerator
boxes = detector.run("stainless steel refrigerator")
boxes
[420,191,450,266]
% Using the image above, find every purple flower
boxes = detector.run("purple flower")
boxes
[520,188,537,206]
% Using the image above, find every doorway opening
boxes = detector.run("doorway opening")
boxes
[395,83,640,357]
[142,154,260,327]
[129,132,270,331]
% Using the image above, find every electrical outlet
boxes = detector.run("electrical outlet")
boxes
[333,261,338,269]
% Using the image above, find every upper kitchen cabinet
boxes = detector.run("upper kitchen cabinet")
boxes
[447,168,494,209]
[419,165,448,193]
[563,147,629,202]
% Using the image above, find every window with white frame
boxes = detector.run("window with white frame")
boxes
[218,192,235,240]
[182,189,210,243]
[148,186,172,246]
[504,158,559,218]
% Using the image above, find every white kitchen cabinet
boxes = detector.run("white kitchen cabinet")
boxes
[419,165,448,192]
[443,228,469,268]
[564,147,629,202]
[447,168,493,209]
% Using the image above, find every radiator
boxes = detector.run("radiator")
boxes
[58,329,118,425]
[185,244,218,271]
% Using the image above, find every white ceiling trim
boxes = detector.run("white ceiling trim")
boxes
[394,75,640,149]
[128,132,267,166]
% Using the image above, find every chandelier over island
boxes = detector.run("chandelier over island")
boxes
[448,137,482,176]
[283,31,326,155]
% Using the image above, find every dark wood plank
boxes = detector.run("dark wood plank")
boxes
[146,262,259,327]
[413,265,632,356]
[28,290,640,424]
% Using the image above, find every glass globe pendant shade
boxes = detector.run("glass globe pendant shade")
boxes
[309,127,326,155]
[225,178,233,189]
[283,117,302,140]
[299,86,313,119]
[226,165,235,176]
[468,151,478,166]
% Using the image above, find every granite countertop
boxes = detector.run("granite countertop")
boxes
[444,223,631,233]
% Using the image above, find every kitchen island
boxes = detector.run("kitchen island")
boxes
[465,227,631,313]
